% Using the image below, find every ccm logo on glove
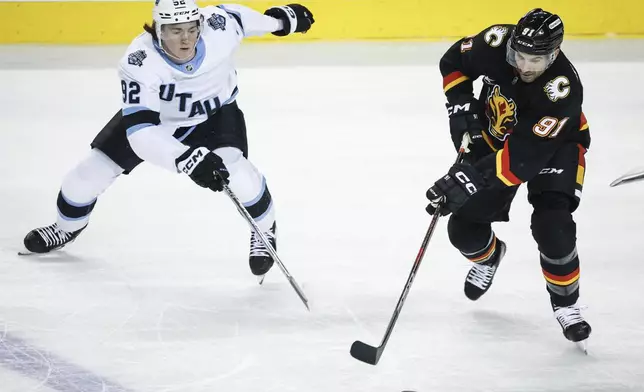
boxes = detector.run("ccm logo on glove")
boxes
[454,171,478,195]
[179,147,206,175]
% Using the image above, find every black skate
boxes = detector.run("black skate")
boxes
[22,223,86,255]
[249,222,276,284]
[464,240,507,301]
[553,303,592,353]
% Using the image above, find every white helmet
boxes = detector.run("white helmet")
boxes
[153,0,202,39]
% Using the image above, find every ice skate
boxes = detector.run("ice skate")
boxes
[21,223,86,255]
[464,239,507,300]
[249,222,276,284]
[553,302,591,354]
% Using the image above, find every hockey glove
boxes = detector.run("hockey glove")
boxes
[426,162,485,216]
[446,97,488,155]
[264,4,314,36]
[176,146,229,192]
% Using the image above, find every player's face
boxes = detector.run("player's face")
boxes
[160,21,200,63]
[513,51,549,83]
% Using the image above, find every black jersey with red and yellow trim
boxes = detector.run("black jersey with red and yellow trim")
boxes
[439,24,591,188]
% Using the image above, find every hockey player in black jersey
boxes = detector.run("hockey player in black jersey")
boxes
[425,9,591,348]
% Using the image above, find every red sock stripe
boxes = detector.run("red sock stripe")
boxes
[543,267,580,285]
[469,237,497,263]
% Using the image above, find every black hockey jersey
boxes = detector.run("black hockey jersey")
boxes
[440,24,590,188]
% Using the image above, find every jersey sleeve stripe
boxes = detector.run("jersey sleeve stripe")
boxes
[122,106,150,116]
[126,123,156,137]
[217,5,245,35]
[443,71,470,92]
[122,109,161,137]
[222,86,239,106]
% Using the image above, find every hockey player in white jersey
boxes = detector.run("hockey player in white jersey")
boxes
[22,0,314,280]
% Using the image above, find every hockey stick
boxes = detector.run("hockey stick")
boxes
[220,180,310,311]
[610,167,644,187]
[350,139,468,365]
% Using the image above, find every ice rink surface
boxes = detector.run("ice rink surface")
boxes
[1,40,644,392]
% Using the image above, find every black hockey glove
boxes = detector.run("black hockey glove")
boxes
[446,97,487,155]
[426,162,485,216]
[176,146,229,192]
[264,4,314,36]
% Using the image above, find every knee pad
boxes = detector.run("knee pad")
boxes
[61,149,123,203]
[214,147,263,199]
[214,147,244,172]
[531,207,576,259]
[214,147,275,232]
[448,215,492,254]
[57,149,123,232]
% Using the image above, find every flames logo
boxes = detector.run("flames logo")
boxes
[485,85,517,141]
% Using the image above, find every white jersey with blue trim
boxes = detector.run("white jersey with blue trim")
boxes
[118,4,281,172]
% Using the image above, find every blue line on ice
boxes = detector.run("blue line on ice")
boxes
[0,332,133,392]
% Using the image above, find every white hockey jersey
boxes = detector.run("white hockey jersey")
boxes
[118,4,282,171]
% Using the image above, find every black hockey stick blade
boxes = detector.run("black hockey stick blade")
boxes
[350,340,382,365]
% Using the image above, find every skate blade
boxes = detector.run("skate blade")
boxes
[18,248,65,257]
[575,339,588,355]
[18,250,36,256]
[257,274,266,285]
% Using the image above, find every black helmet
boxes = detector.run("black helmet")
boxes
[510,8,564,55]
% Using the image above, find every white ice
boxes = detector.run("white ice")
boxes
[1,42,644,392]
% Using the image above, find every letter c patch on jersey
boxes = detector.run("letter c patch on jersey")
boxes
[544,76,570,102]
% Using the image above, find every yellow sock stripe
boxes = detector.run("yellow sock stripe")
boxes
[544,273,580,286]
[469,237,497,263]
